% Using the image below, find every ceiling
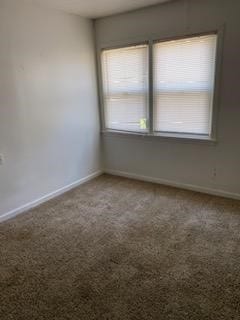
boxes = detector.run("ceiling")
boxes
[27,0,172,19]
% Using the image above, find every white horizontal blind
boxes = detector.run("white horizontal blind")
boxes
[101,45,148,132]
[153,34,217,135]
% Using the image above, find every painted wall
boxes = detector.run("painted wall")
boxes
[95,0,240,198]
[0,0,101,217]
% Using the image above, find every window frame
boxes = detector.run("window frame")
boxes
[97,26,224,143]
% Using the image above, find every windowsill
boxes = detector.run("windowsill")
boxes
[101,130,217,145]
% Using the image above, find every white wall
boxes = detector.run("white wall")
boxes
[0,0,101,218]
[95,0,240,198]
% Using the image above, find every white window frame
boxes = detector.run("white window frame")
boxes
[97,27,224,143]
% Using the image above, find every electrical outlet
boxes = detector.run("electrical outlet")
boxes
[0,154,4,165]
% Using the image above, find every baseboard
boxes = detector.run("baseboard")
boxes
[0,170,103,223]
[104,169,240,201]
[2,169,239,224]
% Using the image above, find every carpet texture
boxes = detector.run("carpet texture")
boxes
[1,174,240,320]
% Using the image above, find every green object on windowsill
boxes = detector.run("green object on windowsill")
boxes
[140,118,147,130]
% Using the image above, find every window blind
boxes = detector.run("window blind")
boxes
[153,34,217,135]
[101,45,148,132]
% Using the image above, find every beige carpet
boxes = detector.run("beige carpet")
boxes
[1,174,240,320]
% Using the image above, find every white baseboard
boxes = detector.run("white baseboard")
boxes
[104,169,240,201]
[1,169,239,224]
[0,170,103,223]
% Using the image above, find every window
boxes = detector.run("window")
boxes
[100,33,218,140]
[101,45,148,132]
[153,34,217,135]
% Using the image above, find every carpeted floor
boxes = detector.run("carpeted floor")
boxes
[0,174,240,320]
